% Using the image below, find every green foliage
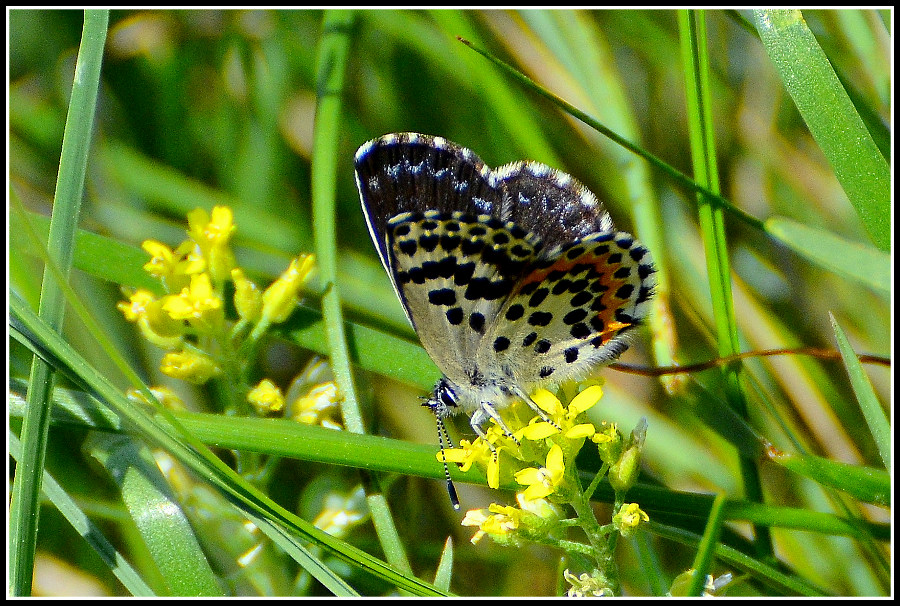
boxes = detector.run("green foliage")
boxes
[9,8,890,597]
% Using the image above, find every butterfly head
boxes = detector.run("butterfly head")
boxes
[423,376,460,420]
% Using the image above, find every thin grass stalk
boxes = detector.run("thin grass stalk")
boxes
[310,9,415,581]
[677,10,772,559]
[9,10,109,595]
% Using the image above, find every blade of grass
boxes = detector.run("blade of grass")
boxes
[312,8,414,584]
[771,452,889,507]
[87,434,223,595]
[8,431,156,596]
[829,314,890,471]
[687,494,727,596]
[764,217,890,295]
[11,209,164,293]
[677,9,770,559]
[753,9,890,251]
[433,538,454,593]
[9,9,109,596]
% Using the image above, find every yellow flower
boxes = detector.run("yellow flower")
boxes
[440,437,494,479]
[187,206,236,282]
[247,379,285,415]
[160,349,222,384]
[515,443,566,501]
[460,508,490,544]
[612,502,649,537]
[440,421,525,489]
[117,289,184,349]
[141,240,203,292]
[291,381,342,429]
[567,384,604,415]
[231,268,262,323]
[312,486,367,538]
[461,503,525,545]
[162,272,224,331]
[254,254,316,338]
[521,386,603,442]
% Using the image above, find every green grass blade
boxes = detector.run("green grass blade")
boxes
[678,9,770,558]
[311,7,363,439]
[8,431,155,596]
[433,538,455,592]
[830,315,890,470]
[772,452,889,507]
[312,9,415,581]
[12,209,164,293]
[687,494,727,595]
[87,434,223,596]
[10,10,109,596]
[764,217,890,295]
[753,9,890,251]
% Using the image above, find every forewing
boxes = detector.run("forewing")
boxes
[387,211,540,385]
[355,133,505,272]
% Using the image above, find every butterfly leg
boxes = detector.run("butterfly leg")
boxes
[510,385,560,430]
[471,404,520,451]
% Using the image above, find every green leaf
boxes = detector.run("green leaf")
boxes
[433,538,455,593]
[9,10,109,596]
[8,431,155,596]
[87,433,223,596]
[754,9,890,250]
[764,216,889,295]
[830,314,890,471]
[772,452,889,506]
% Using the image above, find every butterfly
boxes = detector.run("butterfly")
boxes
[355,133,656,451]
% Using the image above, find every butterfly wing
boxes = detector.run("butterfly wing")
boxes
[479,234,656,388]
[384,211,541,387]
[355,132,656,401]
[355,133,503,276]
[495,161,614,251]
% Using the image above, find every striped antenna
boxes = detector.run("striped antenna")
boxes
[435,416,460,510]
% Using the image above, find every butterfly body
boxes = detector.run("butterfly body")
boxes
[355,133,655,439]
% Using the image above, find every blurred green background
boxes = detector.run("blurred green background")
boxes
[9,9,891,597]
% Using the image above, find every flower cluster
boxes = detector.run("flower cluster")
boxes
[118,206,338,426]
[444,382,651,595]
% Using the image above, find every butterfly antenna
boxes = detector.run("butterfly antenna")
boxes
[435,416,460,510]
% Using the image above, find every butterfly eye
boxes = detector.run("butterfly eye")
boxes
[439,382,458,408]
